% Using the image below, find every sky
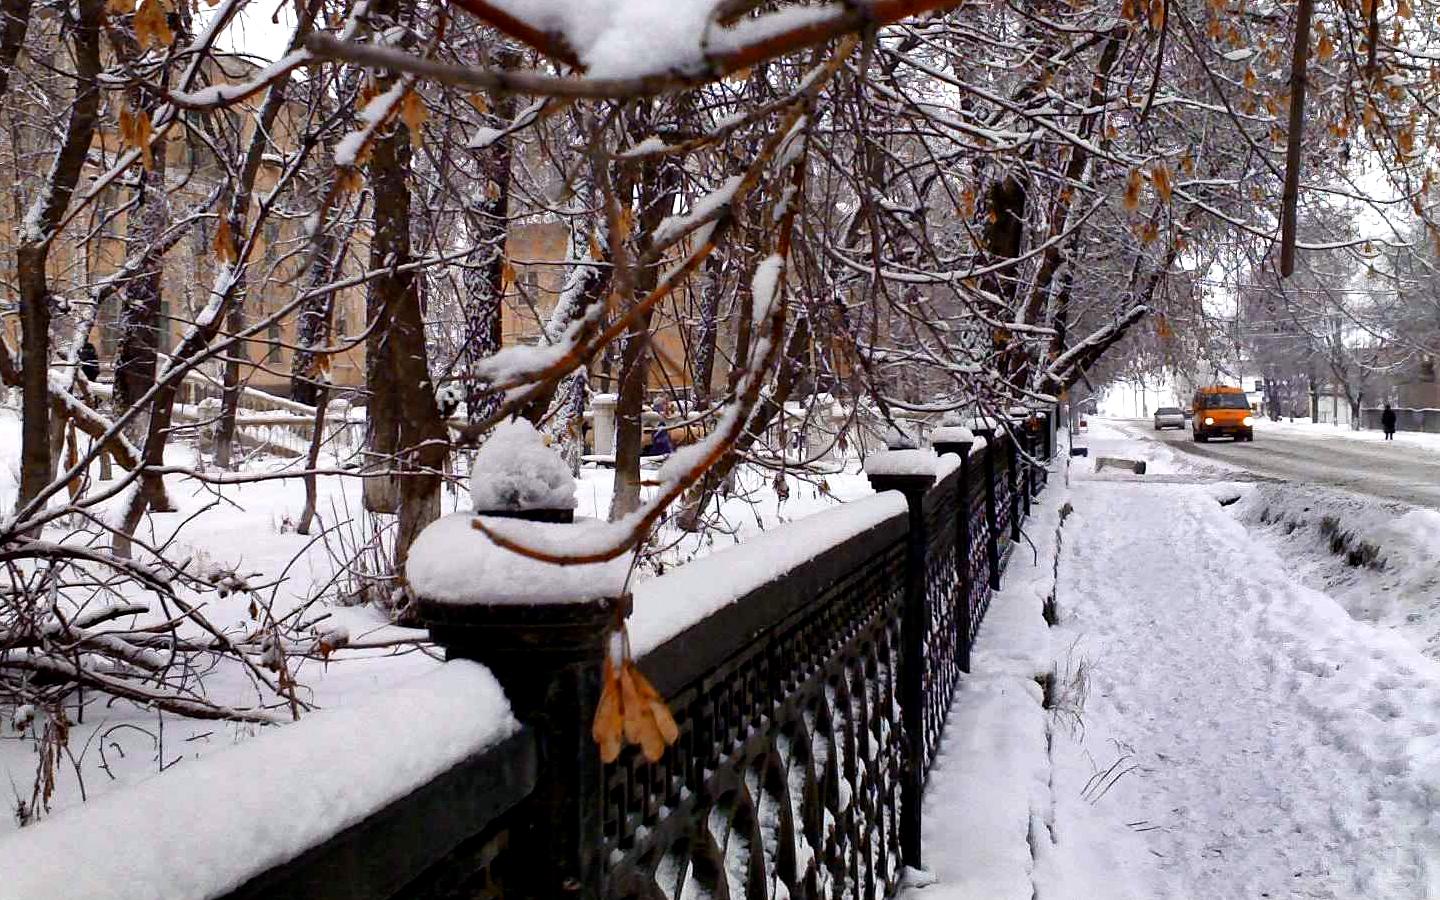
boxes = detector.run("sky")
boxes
[206,0,295,61]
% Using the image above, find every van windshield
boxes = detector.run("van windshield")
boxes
[1200,393,1250,410]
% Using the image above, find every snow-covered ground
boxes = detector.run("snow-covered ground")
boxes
[1259,416,1440,457]
[911,422,1440,899]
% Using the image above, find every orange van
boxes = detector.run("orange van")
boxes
[1191,385,1255,442]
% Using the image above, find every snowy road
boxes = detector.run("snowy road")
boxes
[913,425,1440,900]
[1120,418,1440,508]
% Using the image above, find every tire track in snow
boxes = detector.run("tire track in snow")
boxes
[1062,481,1440,899]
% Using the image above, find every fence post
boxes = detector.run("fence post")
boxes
[865,467,936,871]
[1007,430,1023,540]
[415,459,616,900]
[418,592,621,900]
[974,427,1003,590]
[932,437,974,673]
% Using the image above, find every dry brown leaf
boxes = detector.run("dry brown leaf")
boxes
[1123,168,1143,211]
[633,668,678,747]
[1317,31,1336,62]
[399,91,428,149]
[119,107,156,171]
[106,0,135,15]
[337,168,363,195]
[213,218,236,264]
[134,0,173,50]
[618,664,643,745]
[593,658,624,763]
[469,93,491,115]
[960,186,977,218]
[1399,127,1416,160]
[1151,163,1173,204]
[1242,67,1258,90]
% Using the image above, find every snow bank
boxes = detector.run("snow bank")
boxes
[470,419,577,512]
[407,513,629,605]
[0,662,516,900]
[630,492,907,655]
[1236,482,1440,656]
[865,448,938,477]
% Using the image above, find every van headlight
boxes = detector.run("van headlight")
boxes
[1204,417,1215,426]
[1243,416,1254,426]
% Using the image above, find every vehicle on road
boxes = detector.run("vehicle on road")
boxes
[1154,407,1186,430]
[1192,385,1255,442]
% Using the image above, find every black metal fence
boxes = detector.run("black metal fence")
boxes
[219,412,1055,900]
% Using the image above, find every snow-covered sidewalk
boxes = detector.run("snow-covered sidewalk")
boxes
[910,428,1440,899]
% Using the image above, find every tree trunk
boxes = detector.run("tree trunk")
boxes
[111,105,170,439]
[537,197,607,471]
[690,256,724,408]
[609,156,681,521]
[365,97,448,576]
[290,232,338,406]
[461,53,516,429]
[212,300,248,469]
[0,0,31,100]
[15,0,101,512]
[295,381,330,535]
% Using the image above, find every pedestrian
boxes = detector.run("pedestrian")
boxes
[1382,402,1398,441]
[79,340,100,382]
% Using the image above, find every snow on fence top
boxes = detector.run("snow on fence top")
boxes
[470,419,577,513]
[407,513,630,605]
[628,491,907,656]
[0,662,516,900]
[864,447,939,477]
[930,425,976,446]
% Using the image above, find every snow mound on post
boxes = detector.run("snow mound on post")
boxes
[470,419,577,512]
[865,448,939,477]
[407,513,629,605]
[0,662,516,900]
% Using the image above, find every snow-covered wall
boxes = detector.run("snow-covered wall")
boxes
[0,662,517,900]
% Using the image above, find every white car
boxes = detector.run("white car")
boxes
[1153,406,1186,430]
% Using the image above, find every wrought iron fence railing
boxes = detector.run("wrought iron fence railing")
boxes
[194,412,1055,900]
